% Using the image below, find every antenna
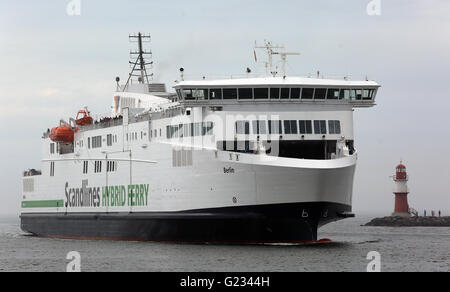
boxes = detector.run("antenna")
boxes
[275,52,300,77]
[254,40,299,77]
[123,32,153,91]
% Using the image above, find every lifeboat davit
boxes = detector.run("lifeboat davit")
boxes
[50,126,75,143]
[75,109,93,126]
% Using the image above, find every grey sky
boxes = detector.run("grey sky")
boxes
[1,0,449,216]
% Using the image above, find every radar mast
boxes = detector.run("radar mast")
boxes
[123,32,153,90]
[254,40,299,77]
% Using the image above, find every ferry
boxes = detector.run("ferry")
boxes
[20,34,380,243]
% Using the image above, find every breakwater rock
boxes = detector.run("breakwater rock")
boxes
[365,216,450,227]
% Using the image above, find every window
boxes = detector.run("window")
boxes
[92,136,102,148]
[284,120,298,134]
[314,120,327,134]
[280,88,290,99]
[94,161,102,173]
[209,88,222,100]
[83,161,88,174]
[268,120,282,134]
[328,120,341,134]
[370,89,376,100]
[107,134,113,146]
[314,88,327,100]
[50,162,55,177]
[270,88,280,99]
[236,120,250,134]
[327,89,340,100]
[299,120,313,134]
[339,89,351,100]
[193,89,208,100]
[351,89,362,100]
[290,88,301,99]
[238,88,253,99]
[254,88,269,99]
[50,143,55,154]
[183,89,195,100]
[252,120,267,134]
[301,88,314,99]
[88,137,91,149]
[107,161,117,172]
[363,89,374,100]
[223,88,238,99]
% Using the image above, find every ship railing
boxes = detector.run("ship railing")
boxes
[180,72,373,81]
[78,116,124,132]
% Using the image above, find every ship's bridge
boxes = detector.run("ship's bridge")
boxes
[174,77,380,108]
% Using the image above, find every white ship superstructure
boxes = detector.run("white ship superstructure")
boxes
[20,37,379,242]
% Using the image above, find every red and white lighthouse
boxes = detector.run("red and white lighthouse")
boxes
[392,162,410,217]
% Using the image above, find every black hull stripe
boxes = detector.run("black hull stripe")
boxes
[21,202,351,243]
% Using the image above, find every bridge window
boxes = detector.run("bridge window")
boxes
[223,88,238,99]
[351,89,362,100]
[301,88,314,99]
[327,89,339,100]
[238,88,253,99]
[291,88,301,99]
[314,88,327,100]
[183,89,195,100]
[176,89,182,100]
[268,120,282,134]
[314,120,327,134]
[299,120,312,134]
[328,120,341,134]
[209,88,222,100]
[340,89,351,100]
[236,120,250,134]
[193,89,208,100]
[270,88,280,99]
[252,120,267,134]
[280,88,290,99]
[254,88,269,99]
[363,89,375,100]
[284,120,298,134]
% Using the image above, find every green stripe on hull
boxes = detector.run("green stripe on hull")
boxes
[21,200,64,208]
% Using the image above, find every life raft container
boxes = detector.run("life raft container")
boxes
[49,126,75,143]
[75,110,93,126]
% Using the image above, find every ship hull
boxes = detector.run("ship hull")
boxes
[20,202,350,243]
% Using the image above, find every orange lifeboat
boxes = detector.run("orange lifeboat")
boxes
[75,109,93,126]
[50,126,75,143]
